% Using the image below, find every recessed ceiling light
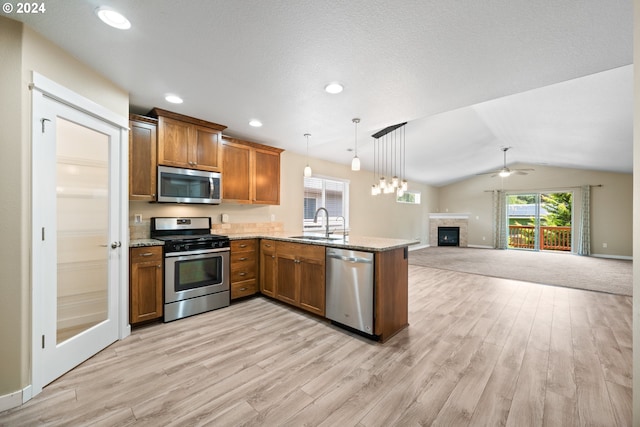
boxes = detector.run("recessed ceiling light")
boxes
[249,119,263,127]
[95,6,131,30]
[165,94,183,104]
[324,82,344,94]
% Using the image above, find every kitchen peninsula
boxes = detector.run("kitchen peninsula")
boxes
[132,232,417,343]
[228,232,416,343]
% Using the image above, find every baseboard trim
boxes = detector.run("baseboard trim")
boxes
[409,244,429,251]
[468,244,494,249]
[0,385,32,412]
[591,254,632,261]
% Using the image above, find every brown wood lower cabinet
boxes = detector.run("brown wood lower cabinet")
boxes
[129,246,163,324]
[259,240,277,297]
[260,240,325,317]
[257,238,407,342]
[230,239,258,299]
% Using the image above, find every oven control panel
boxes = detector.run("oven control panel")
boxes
[165,239,230,253]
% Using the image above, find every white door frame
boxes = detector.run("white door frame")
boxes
[29,72,130,399]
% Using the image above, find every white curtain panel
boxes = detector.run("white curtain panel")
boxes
[493,190,507,249]
[577,185,591,255]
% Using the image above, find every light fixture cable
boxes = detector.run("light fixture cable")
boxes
[303,133,312,177]
[351,118,361,171]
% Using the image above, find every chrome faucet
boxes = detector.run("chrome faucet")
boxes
[313,207,330,238]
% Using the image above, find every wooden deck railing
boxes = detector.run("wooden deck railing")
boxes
[508,225,571,251]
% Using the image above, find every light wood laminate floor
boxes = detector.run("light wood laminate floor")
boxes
[1,265,632,426]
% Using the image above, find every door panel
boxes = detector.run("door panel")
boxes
[507,192,573,252]
[33,93,121,389]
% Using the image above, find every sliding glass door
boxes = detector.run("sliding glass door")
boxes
[507,192,573,252]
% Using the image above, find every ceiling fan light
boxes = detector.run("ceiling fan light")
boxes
[499,170,511,178]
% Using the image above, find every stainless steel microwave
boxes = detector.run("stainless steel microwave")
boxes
[157,166,222,204]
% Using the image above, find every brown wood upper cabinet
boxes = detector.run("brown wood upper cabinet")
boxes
[222,137,283,205]
[129,115,158,201]
[150,108,226,172]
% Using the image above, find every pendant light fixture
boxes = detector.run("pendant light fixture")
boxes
[351,118,361,171]
[303,133,312,177]
[370,122,408,198]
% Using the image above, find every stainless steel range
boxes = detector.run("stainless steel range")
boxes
[150,217,230,322]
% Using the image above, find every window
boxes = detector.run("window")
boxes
[397,191,421,204]
[303,176,349,230]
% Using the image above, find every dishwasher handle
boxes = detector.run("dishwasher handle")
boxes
[327,251,373,264]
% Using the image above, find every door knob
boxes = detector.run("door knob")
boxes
[111,241,121,249]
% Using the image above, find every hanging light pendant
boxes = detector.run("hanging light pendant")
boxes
[351,118,361,171]
[303,133,312,177]
[370,122,409,197]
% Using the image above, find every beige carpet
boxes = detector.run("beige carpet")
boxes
[409,247,632,296]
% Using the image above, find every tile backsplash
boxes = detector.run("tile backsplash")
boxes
[129,221,284,240]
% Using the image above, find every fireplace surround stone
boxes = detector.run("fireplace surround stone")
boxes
[429,213,469,247]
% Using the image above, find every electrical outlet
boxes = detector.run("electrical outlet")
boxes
[134,214,142,224]
[602,242,608,248]
[482,236,486,241]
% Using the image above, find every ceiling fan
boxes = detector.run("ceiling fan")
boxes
[479,147,534,178]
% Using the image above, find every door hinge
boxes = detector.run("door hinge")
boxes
[42,335,45,349]
[41,118,51,133]
[42,227,45,241]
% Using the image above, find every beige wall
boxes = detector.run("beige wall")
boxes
[0,17,128,398]
[437,164,633,257]
[130,150,437,245]
[0,16,27,399]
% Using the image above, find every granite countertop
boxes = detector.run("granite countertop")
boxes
[129,233,418,252]
[227,231,419,252]
[130,239,164,248]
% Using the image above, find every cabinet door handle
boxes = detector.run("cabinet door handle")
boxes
[264,244,272,248]
[239,272,247,276]
[239,257,248,261]
[239,287,247,291]
[239,244,247,248]
[157,265,162,268]
[139,252,154,257]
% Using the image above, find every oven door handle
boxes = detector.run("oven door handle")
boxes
[165,247,230,257]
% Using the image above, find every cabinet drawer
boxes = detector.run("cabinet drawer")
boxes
[130,246,162,262]
[231,279,257,299]
[260,240,277,252]
[231,250,256,265]
[276,241,325,261]
[231,239,257,253]
[231,264,256,282]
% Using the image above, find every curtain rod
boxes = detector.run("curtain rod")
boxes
[483,184,602,193]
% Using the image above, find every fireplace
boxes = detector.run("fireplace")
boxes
[438,227,460,246]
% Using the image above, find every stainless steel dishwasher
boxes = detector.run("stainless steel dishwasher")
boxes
[325,247,375,336]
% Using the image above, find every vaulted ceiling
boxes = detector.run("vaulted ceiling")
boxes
[12,0,633,186]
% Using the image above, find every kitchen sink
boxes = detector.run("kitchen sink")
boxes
[289,235,344,242]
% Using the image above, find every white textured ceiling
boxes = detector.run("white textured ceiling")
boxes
[10,0,633,186]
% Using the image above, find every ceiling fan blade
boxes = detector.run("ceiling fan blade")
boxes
[476,170,500,176]
[512,170,529,175]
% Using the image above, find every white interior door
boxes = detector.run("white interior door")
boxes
[32,83,122,391]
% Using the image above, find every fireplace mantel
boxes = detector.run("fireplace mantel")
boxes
[428,213,471,219]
